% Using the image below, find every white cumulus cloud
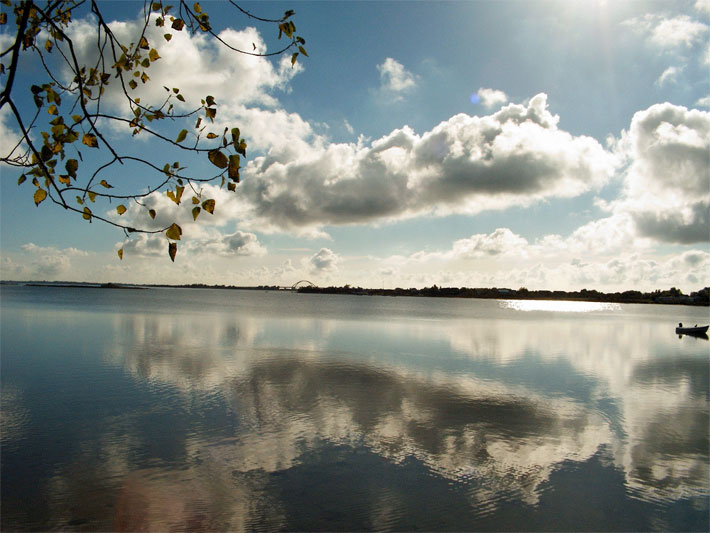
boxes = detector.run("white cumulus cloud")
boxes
[377,58,417,100]
[476,88,508,108]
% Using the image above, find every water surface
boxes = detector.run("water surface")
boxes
[1,286,708,531]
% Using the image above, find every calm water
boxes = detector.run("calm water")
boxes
[1,285,708,531]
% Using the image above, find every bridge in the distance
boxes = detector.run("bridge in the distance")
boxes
[276,280,317,291]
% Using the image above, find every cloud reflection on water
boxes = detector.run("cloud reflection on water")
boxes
[100,303,709,515]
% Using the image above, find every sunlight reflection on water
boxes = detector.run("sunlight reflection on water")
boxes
[500,299,622,313]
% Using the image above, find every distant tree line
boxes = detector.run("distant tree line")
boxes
[296,285,710,306]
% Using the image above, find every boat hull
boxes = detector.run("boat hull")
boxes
[675,325,709,335]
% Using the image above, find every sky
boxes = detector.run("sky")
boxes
[1,0,709,291]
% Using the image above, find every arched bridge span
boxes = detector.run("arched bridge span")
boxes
[291,280,317,290]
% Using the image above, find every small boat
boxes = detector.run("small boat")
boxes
[675,323,709,335]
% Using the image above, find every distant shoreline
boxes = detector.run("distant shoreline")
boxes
[3,280,708,306]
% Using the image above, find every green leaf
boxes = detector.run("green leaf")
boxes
[201,198,215,214]
[34,188,47,206]
[17,174,26,185]
[298,46,308,57]
[164,33,172,41]
[192,206,201,220]
[168,242,177,262]
[129,79,137,90]
[166,222,182,240]
[291,52,298,67]
[116,204,127,215]
[208,149,228,169]
[176,129,188,143]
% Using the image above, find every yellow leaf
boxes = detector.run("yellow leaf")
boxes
[168,242,177,262]
[208,149,228,169]
[88,191,97,202]
[82,133,98,148]
[192,206,201,220]
[116,204,127,215]
[149,208,156,219]
[166,222,182,240]
[99,179,112,189]
[201,199,215,214]
[82,206,92,221]
[176,129,188,143]
[206,132,218,139]
[228,154,240,182]
[34,188,47,206]
[117,248,123,260]
[138,36,150,50]
[58,174,71,185]
[48,105,58,115]
[149,48,160,62]
[192,196,200,205]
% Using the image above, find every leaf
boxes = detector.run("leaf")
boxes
[206,132,218,139]
[168,242,177,262]
[176,129,188,143]
[116,204,127,215]
[66,159,78,176]
[72,114,82,123]
[291,52,298,67]
[205,95,215,107]
[58,174,71,185]
[34,188,47,206]
[99,179,112,188]
[82,133,98,148]
[193,2,202,13]
[149,208,156,219]
[138,36,150,50]
[141,72,150,84]
[171,18,185,30]
[208,149,228,169]
[164,33,172,41]
[48,105,58,115]
[149,48,160,62]
[88,191,97,202]
[192,196,200,204]
[228,182,236,192]
[192,206,201,220]
[298,46,308,57]
[201,199,215,214]
[166,222,182,240]
[82,206,92,221]
[228,154,240,182]
[45,39,53,53]
[128,79,137,90]
[117,248,123,260]
[205,107,216,122]
[18,174,26,185]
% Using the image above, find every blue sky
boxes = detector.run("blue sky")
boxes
[1,0,709,291]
